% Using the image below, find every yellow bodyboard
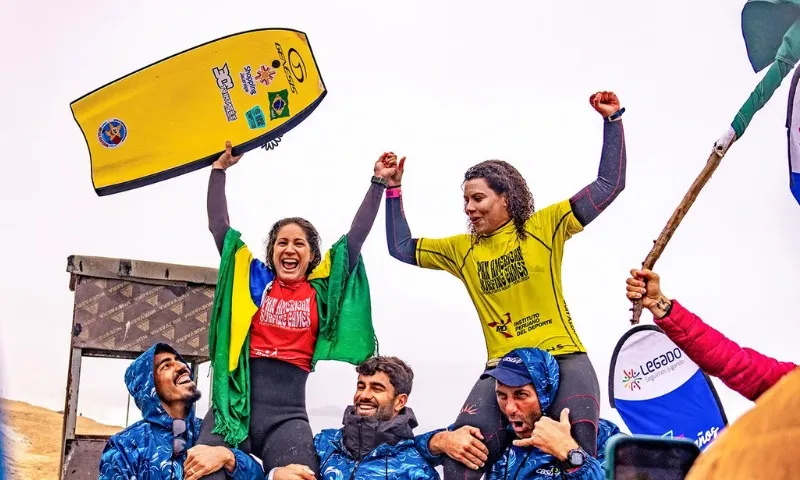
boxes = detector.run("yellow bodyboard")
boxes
[71,29,327,196]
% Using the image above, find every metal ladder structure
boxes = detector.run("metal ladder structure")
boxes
[60,255,218,479]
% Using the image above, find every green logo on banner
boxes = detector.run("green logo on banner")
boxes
[245,106,266,129]
[268,89,290,120]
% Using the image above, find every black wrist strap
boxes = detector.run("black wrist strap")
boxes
[606,107,626,122]
[371,175,388,187]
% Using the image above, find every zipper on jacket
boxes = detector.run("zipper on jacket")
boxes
[349,423,364,480]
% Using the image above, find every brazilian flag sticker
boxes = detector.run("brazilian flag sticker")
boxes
[268,89,290,120]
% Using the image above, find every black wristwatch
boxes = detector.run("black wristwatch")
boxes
[371,175,388,187]
[563,448,587,470]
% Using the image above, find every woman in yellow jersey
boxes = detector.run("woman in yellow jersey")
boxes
[384,92,626,479]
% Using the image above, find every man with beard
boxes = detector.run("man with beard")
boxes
[99,343,263,479]
[417,349,621,479]
[268,356,439,480]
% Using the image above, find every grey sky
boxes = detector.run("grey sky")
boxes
[1,0,798,437]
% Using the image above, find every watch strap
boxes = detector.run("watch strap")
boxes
[371,175,388,187]
[607,107,626,122]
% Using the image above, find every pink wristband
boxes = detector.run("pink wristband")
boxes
[386,187,402,199]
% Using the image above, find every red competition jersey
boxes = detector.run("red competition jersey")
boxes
[249,279,319,371]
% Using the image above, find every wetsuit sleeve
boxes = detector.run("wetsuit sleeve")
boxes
[655,300,798,401]
[208,168,232,254]
[345,182,385,272]
[385,192,419,266]
[568,118,626,227]
[98,440,139,479]
[228,449,266,480]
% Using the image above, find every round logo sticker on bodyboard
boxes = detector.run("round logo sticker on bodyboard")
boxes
[98,119,127,148]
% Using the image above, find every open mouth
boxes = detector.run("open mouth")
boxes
[511,420,526,432]
[356,403,377,415]
[280,258,299,273]
[469,217,482,225]
[175,372,193,386]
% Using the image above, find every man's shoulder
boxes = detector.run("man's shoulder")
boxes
[109,420,153,440]
[314,428,343,453]
[396,438,424,453]
[100,420,156,469]
[105,420,158,452]
[383,438,436,469]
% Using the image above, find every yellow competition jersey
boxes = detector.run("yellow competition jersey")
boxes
[416,200,585,363]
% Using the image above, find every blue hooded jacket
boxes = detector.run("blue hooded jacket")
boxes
[98,343,263,480]
[416,348,621,480]
[314,406,439,479]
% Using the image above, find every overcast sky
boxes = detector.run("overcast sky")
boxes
[1,0,799,436]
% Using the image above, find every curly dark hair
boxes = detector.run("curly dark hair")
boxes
[463,160,535,239]
[264,217,322,276]
[356,356,414,396]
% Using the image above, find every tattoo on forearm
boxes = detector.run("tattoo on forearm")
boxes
[653,296,672,318]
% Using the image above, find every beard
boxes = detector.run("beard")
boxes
[374,404,395,421]
[182,386,202,404]
[510,410,543,438]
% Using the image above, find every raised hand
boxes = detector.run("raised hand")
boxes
[212,141,244,170]
[374,151,406,187]
[512,409,579,461]
[589,91,621,118]
[626,269,672,319]
[385,152,405,187]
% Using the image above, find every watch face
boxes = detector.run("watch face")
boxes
[569,450,585,466]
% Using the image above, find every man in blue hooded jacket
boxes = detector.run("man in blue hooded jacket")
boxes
[269,356,439,480]
[416,348,620,479]
[99,343,263,480]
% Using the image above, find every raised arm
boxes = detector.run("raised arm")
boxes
[627,269,798,401]
[343,152,399,272]
[207,141,243,254]
[382,155,419,265]
[569,91,627,227]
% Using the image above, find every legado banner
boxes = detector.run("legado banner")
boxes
[609,325,728,451]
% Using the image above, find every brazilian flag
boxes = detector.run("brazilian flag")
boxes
[208,228,376,447]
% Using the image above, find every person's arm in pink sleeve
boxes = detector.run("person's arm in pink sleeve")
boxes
[655,300,796,401]
[627,269,797,402]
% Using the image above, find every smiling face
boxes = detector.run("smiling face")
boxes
[463,178,511,235]
[495,382,543,439]
[271,223,313,282]
[353,371,407,421]
[153,351,200,407]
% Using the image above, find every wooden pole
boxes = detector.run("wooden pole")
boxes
[630,148,723,324]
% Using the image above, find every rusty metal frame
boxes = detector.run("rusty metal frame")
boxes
[60,255,218,479]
